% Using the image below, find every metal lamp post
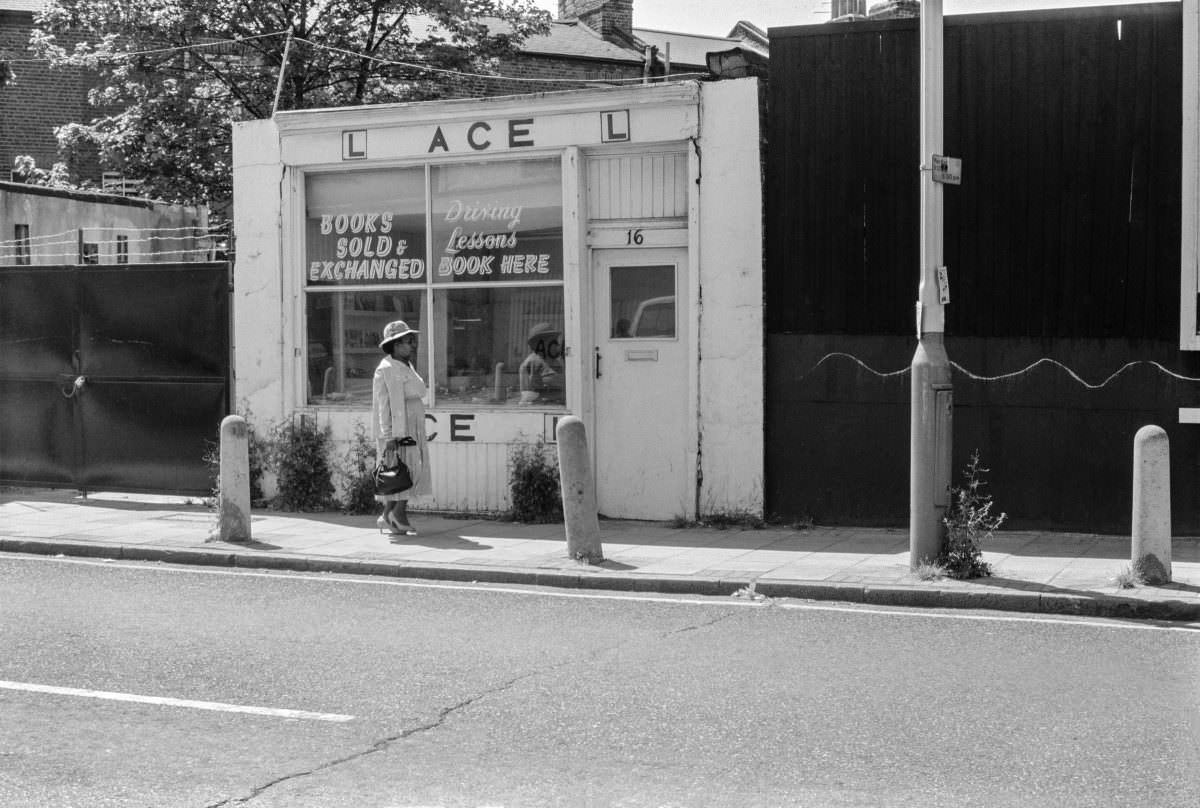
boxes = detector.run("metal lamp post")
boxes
[910,0,954,568]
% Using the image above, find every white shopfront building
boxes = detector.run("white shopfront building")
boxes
[231,79,763,520]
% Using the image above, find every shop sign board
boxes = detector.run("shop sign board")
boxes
[420,410,564,443]
[278,104,699,165]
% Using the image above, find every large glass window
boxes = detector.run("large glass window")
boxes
[306,168,427,287]
[303,157,565,409]
[306,291,425,406]
[430,160,563,283]
[433,287,564,407]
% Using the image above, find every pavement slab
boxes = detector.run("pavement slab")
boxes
[3,487,1200,621]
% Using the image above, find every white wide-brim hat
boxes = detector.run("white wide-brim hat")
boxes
[379,320,419,349]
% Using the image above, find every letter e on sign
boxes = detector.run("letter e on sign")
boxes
[600,110,630,143]
[342,130,367,160]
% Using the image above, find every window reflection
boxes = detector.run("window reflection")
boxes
[435,287,565,408]
[306,291,424,405]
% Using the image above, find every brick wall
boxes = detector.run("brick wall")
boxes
[558,0,635,46]
[441,53,645,98]
[0,11,100,181]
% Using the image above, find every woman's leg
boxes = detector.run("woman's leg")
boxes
[388,499,416,534]
[378,499,401,533]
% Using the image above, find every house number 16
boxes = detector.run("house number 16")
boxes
[625,228,644,245]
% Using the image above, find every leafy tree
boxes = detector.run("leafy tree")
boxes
[30,0,551,207]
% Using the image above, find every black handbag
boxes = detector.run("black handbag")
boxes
[374,448,413,496]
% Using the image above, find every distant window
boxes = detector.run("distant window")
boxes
[116,235,129,264]
[80,242,99,265]
[13,224,31,265]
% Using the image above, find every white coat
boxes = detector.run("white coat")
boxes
[371,355,431,499]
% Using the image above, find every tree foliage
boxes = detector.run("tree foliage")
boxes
[30,0,551,206]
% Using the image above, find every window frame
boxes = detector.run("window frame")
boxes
[298,153,568,411]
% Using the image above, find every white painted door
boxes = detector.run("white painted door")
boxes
[592,248,689,520]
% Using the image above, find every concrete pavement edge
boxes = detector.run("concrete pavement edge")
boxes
[3,537,1199,623]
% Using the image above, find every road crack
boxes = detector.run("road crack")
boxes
[205,610,754,805]
[201,668,548,807]
[663,609,744,635]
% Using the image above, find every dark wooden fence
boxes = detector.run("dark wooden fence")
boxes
[765,3,1199,532]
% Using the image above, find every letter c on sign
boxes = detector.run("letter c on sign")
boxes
[467,121,491,151]
[424,412,438,442]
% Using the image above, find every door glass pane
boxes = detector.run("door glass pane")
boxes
[610,265,675,338]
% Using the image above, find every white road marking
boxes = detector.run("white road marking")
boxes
[0,680,355,722]
[8,554,1200,634]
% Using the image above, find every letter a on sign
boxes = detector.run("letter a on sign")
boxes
[600,110,630,143]
[342,130,367,160]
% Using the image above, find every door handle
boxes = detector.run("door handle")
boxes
[595,346,602,379]
[62,375,87,399]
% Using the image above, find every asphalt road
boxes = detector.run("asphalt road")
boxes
[2,554,1199,807]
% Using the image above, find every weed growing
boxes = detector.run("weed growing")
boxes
[1113,565,1144,589]
[671,510,771,530]
[338,421,378,515]
[508,435,562,523]
[914,559,947,581]
[266,414,336,512]
[939,450,1006,579]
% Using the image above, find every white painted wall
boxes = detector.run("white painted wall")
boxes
[0,185,209,265]
[696,78,765,516]
[230,81,765,519]
[231,120,287,423]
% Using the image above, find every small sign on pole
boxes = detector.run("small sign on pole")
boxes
[932,155,961,185]
[936,266,951,304]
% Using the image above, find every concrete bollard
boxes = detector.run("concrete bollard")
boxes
[217,414,252,543]
[555,415,603,563]
[1131,425,1171,584]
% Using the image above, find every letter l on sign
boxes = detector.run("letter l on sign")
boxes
[600,110,630,143]
[342,130,367,160]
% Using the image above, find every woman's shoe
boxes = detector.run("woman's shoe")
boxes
[377,515,401,535]
[386,513,415,536]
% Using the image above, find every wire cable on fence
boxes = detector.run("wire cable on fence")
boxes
[802,352,1200,389]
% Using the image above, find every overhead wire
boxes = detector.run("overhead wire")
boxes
[4,29,707,86]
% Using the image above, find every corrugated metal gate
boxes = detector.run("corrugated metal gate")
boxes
[0,262,230,494]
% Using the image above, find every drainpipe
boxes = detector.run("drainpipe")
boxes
[910,0,953,568]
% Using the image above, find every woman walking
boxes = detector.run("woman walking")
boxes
[372,320,431,536]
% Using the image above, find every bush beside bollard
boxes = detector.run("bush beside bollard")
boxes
[1131,425,1171,584]
[555,416,603,563]
[217,414,252,543]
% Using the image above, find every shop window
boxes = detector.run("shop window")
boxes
[430,159,563,283]
[611,265,675,338]
[303,157,565,410]
[434,287,564,407]
[116,235,129,264]
[306,290,425,406]
[305,167,427,288]
[80,242,99,265]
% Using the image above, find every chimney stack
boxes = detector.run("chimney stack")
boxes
[558,0,635,47]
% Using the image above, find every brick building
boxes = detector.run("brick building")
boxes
[0,0,768,188]
[0,0,98,181]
